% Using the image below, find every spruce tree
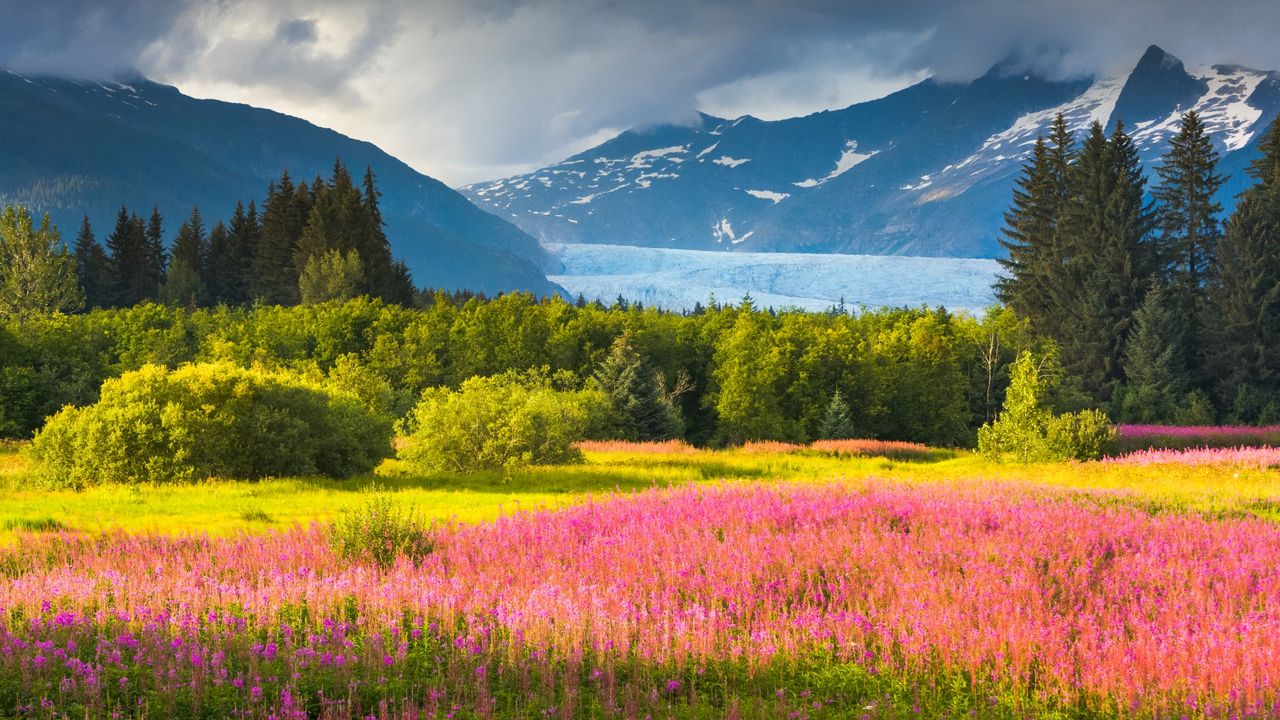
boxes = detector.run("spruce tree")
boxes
[1056,121,1157,402]
[106,208,156,306]
[1204,119,1280,421]
[143,208,166,295]
[205,221,235,305]
[595,333,682,441]
[253,174,305,305]
[996,137,1057,322]
[1153,111,1223,389]
[817,389,857,440]
[359,165,396,298]
[997,115,1078,339]
[170,207,207,274]
[1117,283,1196,422]
[72,216,112,309]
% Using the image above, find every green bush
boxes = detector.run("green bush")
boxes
[398,371,608,473]
[32,362,392,487]
[979,351,1114,462]
[1046,409,1116,461]
[329,494,435,569]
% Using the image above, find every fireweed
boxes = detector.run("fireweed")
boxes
[1113,424,1280,452]
[2,482,1280,718]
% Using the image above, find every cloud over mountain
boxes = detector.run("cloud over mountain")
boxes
[3,0,1280,184]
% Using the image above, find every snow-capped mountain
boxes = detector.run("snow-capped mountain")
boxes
[464,46,1280,259]
[0,71,559,295]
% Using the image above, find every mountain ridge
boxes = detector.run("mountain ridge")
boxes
[0,70,561,296]
[463,45,1280,259]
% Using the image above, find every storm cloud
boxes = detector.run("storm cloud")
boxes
[2,0,1279,185]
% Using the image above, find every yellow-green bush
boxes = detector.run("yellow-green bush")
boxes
[32,362,392,487]
[398,371,608,473]
[978,351,1115,462]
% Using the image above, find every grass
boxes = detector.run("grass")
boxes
[2,441,1280,543]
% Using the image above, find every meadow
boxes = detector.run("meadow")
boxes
[4,439,1280,718]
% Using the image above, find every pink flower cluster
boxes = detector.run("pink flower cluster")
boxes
[3,481,1280,717]
[1114,424,1280,452]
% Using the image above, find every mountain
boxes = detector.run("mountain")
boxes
[463,45,1280,259]
[0,70,560,296]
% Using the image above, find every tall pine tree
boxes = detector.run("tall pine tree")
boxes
[1205,119,1280,421]
[252,173,307,305]
[1056,121,1157,402]
[1152,111,1223,392]
[106,208,158,306]
[72,216,112,309]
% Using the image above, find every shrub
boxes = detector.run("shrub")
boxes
[979,351,1114,462]
[32,362,392,487]
[329,494,435,569]
[1046,409,1116,461]
[398,371,608,473]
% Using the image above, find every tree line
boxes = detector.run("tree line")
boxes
[0,295,1042,446]
[998,112,1280,424]
[70,159,415,310]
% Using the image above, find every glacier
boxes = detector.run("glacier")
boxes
[547,243,1000,314]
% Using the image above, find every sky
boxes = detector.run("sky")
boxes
[3,0,1280,186]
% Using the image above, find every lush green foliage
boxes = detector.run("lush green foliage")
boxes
[0,296,1036,448]
[31,362,391,487]
[298,249,364,304]
[979,351,1115,462]
[0,206,82,316]
[398,371,608,473]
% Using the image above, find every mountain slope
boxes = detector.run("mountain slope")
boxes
[464,45,1280,259]
[0,70,559,296]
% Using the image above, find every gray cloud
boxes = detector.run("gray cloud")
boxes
[3,0,1280,184]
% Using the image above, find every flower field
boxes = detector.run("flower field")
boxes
[5,478,1280,718]
[1113,424,1280,452]
[4,440,1280,718]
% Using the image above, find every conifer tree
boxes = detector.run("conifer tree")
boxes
[997,137,1056,320]
[164,207,207,307]
[996,115,1078,339]
[170,207,207,275]
[359,166,396,297]
[1117,283,1200,422]
[106,207,157,306]
[1204,119,1280,421]
[144,208,167,293]
[72,216,112,309]
[817,389,857,440]
[1056,121,1157,401]
[253,173,305,305]
[1153,111,1223,390]
[205,221,236,305]
[595,333,683,441]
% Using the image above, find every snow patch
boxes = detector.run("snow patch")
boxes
[793,141,877,187]
[745,189,789,203]
[571,183,629,205]
[712,218,748,245]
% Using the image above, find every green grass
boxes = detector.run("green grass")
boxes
[3,441,1280,543]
